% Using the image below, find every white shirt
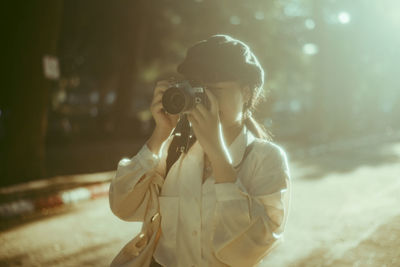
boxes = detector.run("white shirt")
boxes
[109,126,291,267]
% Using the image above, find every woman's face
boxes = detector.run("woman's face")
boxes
[203,81,250,129]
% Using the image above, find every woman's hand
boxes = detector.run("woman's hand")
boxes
[147,79,179,154]
[187,89,237,183]
[187,89,223,157]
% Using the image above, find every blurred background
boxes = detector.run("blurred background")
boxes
[1,0,399,266]
[1,0,399,185]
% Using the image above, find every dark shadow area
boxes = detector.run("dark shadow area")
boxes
[44,137,146,178]
[0,198,103,233]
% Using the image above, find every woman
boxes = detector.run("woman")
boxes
[109,34,291,267]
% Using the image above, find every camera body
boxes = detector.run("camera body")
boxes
[162,80,210,114]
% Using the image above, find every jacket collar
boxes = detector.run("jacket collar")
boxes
[227,125,256,168]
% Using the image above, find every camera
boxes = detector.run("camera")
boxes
[162,80,210,114]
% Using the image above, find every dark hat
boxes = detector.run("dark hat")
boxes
[177,34,264,89]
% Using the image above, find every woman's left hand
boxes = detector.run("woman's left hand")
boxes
[187,89,237,183]
[186,89,225,158]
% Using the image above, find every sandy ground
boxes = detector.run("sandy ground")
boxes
[262,142,400,267]
[0,141,399,266]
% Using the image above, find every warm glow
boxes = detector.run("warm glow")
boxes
[338,11,351,24]
[303,43,319,55]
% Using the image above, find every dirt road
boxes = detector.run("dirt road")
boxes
[1,142,399,266]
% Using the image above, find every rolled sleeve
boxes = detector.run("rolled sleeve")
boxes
[136,144,160,171]
[211,142,291,267]
[116,144,160,180]
[214,178,249,202]
[109,143,162,221]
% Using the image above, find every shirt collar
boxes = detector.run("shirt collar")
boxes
[227,125,256,168]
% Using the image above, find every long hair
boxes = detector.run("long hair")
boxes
[166,34,273,173]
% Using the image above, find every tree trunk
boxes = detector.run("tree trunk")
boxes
[1,1,64,186]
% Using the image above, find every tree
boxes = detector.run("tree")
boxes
[1,1,64,186]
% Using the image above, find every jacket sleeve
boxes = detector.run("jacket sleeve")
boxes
[108,140,169,222]
[211,143,291,267]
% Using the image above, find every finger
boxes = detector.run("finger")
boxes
[169,114,179,122]
[153,80,175,103]
[195,103,209,118]
[154,80,174,94]
[155,79,171,87]
[152,88,167,106]
[189,107,205,123]
[167,76,178,83]
[151,101,164,113]
[205,89,219,114]
[154,84,168,95]
[187,113,199,127]
[152,100,173,114]
[152,93,163,105]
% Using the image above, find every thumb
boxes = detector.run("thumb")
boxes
[204,89,219,114]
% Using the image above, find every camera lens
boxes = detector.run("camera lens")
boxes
[172,94,185,105]
[162,87,188,114]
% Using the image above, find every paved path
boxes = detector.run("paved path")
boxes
[1,142,399,266]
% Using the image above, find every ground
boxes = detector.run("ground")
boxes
[0,141,399,266]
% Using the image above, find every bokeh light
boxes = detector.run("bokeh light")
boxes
[338,11,351,24]
[302,43,319,55]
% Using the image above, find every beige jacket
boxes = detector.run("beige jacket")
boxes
[109,126,291,267]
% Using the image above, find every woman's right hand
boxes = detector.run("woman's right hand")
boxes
[147,79,179,154]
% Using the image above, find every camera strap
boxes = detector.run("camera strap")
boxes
[172,114,195,153]
[166,114,196,175]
